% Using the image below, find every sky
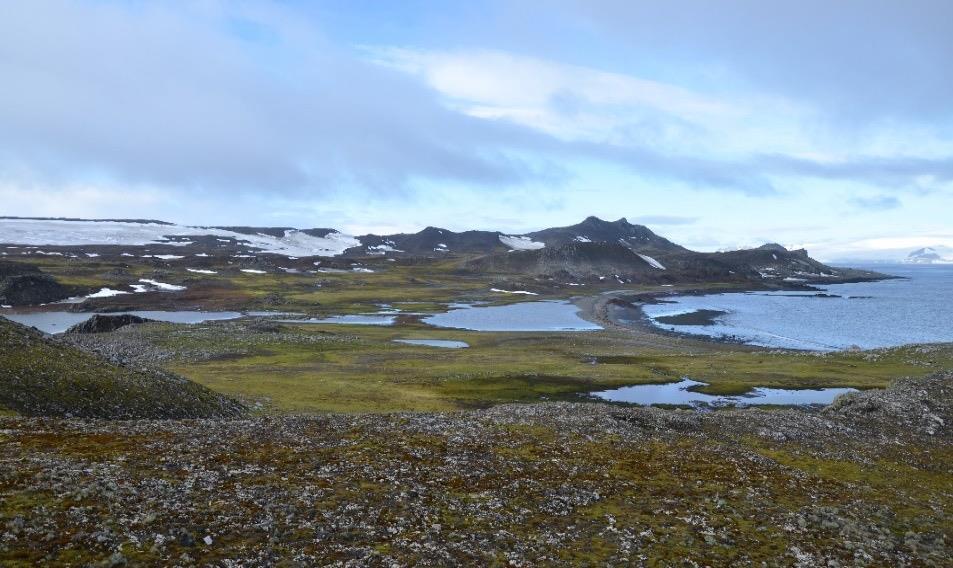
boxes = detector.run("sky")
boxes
[1,0,952,261]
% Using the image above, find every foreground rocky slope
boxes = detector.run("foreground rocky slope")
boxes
[0,318,244,419]
[1,373,948,566]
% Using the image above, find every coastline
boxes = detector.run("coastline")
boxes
[574,268,903,352]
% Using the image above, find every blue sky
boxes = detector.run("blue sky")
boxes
[1,0,951,260]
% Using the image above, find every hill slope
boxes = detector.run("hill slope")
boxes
[0,317,244,419]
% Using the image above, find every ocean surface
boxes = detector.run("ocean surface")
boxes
[641,264,953,351]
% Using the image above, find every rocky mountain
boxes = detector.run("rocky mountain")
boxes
[351,227,508,257]
[904,246,953,264]
[0,216,884,285]
[526,216,686,253]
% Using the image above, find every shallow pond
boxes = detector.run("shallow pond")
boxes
[279,315,396,326]
[2,310,243,334]
[393,339,469,349]
[423,300,601,332]
[590,378,857,407]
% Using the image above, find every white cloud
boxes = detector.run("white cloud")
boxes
[365,47,829,160]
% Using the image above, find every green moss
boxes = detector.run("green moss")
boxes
[163,320,953,413]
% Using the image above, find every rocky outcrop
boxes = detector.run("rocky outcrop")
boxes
[0,260,72,305]
[0,273,70,306]
[825,371,951,437]
[0,317,244,419]
[65,314,153,334]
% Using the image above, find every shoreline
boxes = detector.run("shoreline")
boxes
[574,272,907,353]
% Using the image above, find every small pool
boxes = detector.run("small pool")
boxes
[590,378,857,407]
[393,339,469,349]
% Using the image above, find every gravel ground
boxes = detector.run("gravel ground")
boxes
[1,373,950,566]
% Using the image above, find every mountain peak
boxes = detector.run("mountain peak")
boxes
[580,216,630,226]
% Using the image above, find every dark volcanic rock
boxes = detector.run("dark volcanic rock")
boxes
[0,273,71,305]
[65,314,154,334]
[0,260,42,280]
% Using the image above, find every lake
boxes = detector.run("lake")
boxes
[641,264,953,351]
[423,300,601,332]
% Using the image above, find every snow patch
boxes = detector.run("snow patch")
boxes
[636,253,666,270]
[240,269,267,274]
[367,241,402,255]
[138,279,186,291]
[86,287,130,299]
[0,219,360,257]
[490,288,539,295]
[187,268,218,275]
[499,235,545,250]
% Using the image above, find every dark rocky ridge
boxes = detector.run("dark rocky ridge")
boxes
[0,216,887,286]
[65,314,154,334]
[351,227,508,257]
[0,260,72,305]
[527,216,687,252]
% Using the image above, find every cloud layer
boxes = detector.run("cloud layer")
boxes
[0,0,951,257]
